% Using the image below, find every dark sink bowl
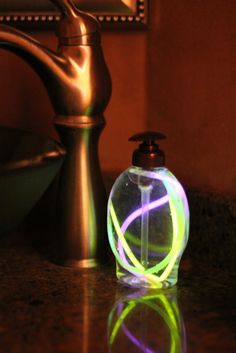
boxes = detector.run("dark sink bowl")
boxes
[0,127,66,235]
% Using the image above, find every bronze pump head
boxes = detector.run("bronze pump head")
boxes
[129,131,166,169]
[0,0,112,267]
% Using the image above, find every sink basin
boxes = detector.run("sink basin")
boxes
[0,127,66,235]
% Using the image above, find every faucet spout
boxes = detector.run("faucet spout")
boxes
[0,24,66,106]
[0,0,112,267]
[0,23,111,117]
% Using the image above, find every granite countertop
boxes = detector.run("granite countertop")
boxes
[0,230,235,353]
[0,178,236,353]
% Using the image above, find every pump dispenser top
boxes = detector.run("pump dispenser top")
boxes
[129,131,166,169]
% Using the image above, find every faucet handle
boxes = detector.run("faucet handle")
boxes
[51,0,100,43]
[50,0,78,17]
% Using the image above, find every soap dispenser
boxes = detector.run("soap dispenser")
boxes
[107,132,189,288]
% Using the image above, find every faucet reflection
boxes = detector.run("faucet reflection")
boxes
[108,289,186,353]
[0,0,112,267]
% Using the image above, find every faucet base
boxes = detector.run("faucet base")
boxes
[53,114,109,269]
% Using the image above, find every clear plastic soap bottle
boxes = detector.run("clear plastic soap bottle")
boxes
[107,132,189,288]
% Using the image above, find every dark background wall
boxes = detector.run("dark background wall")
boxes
[0,0,235,196]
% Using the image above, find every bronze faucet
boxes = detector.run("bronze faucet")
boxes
[0,0,112,267]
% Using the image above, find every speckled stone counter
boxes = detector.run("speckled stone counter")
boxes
[0,230,235,353]
[1,174,236,353]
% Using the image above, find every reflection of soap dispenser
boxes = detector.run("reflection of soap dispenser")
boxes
[107,132,189,288]
[108,288,186,353]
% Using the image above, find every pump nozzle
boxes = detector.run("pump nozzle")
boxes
[129,131,166,169]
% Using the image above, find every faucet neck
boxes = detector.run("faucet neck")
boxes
[0,0,111,118]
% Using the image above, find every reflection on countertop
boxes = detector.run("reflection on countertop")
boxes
[0,231,235,353]
[108,288,186,353]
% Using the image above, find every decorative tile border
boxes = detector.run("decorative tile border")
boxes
[0,0,148,28]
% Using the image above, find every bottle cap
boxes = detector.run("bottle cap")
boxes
[129,131,166,169]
